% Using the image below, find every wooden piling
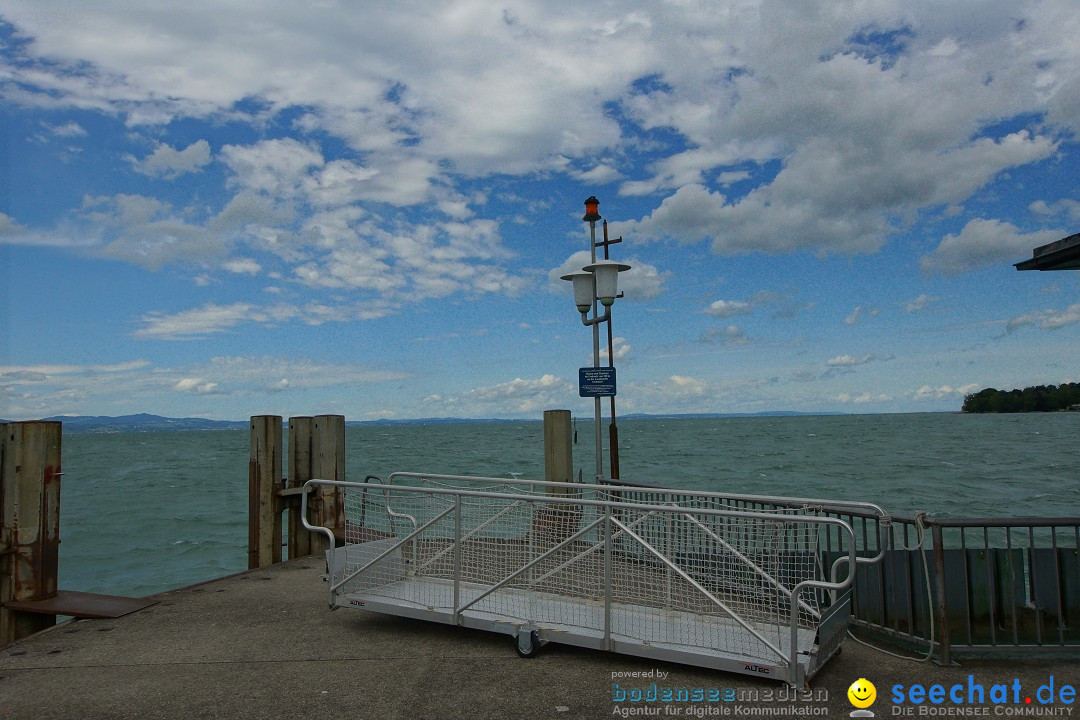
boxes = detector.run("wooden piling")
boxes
[310,414,345,554]
[0,421,62,644]
[286,416,313,559]
[247,415,282,570]
[543,410,574,494]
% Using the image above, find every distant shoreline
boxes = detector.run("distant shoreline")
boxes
[962,383,1080,414]
[0,410,860,433]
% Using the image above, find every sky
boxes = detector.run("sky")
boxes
[1,0,1078,422]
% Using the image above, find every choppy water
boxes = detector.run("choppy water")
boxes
[57,412,1079,597]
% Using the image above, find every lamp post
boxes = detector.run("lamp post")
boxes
[561,196,630,482]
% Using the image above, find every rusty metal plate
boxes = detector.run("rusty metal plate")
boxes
[2,590,158,618]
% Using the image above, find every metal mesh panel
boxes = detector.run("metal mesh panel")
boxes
[338,481,825,665]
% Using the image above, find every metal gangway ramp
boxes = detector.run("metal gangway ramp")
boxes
[303,474,883,687]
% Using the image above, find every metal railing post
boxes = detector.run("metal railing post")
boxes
[604,504,613,651]
[931,523,951,665]
[453,494,462,624]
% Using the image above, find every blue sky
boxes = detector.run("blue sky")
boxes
[1,1,1078,422]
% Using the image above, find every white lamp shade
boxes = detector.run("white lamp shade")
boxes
[583,260,631,306]
[560,269,595,313]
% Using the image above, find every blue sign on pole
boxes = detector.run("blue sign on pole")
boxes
[579,367,617,397]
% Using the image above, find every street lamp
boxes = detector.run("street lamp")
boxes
[562,269,595,314]
[560,196,631,482]
[584,260,631,307]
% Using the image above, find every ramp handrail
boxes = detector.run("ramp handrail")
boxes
[301,476,861,686]
[386,471,890,517]
[387,471,890,591]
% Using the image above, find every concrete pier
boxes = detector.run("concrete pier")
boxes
[0,560,1073,719]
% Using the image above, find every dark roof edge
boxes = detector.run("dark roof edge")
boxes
[1015,232,1080,271]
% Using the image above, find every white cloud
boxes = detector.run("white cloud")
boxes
[294,217,529,300]
[0,356,408,419]
[704,290,811,321]
[174,378,221,395]
[617,13,1066,257]
[826,354,877,367]
[631,128,1056,255]
[716,171,751,186]
[700,324,748,345]
[1006,303,1080,333]
[0,360,151,381]
[423,374,574,415]
[3,2,1074,288]
[131,139,211,179]
[620,148,742,196]
[667,375,710,397]
[133,300,398,339]
[629,375,730,408]
[844,305,880,326]
[836,392,893,404]
[223,258,262,275]
[0,212,27,237]
[74,174,530,305]
[189,356,408,390]
[0,211,102,248]
[620,260,667,301]
[437,199,473,220]
[210,192,295,239]
[573,163,623,184]
[221,139,324,199]
[599,337,631,362]
[904,294,937,313]
[623,374,780,413]
[1,0,1073,195]
[309,157,438,207]
[705,300,752,318]
[914,383,980,400]
[133,302,279,339]
[3,1,1080,419]
[1030,199,1080,222]
[921,219,1064,274]
[0,360,152,418]
[44,120,87,137]
[81,194,227,269]
[0,3,639,175]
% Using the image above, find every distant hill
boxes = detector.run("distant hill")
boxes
[0,413,248,433]
[0,409,841,433]
[346,417,528,426]
[350,411,839,425]
[0,413,521,433]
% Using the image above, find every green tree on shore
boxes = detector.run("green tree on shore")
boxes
[962,383,1080,413]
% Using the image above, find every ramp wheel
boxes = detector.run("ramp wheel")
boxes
[515,630,541,659]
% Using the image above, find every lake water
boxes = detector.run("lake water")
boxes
[56,412,1079,597]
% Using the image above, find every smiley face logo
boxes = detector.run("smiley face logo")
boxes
[847,678,877,709]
